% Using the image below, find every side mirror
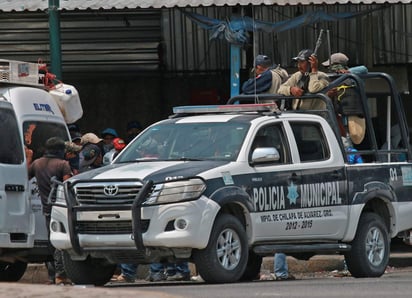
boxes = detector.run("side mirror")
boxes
[251,147,280,164]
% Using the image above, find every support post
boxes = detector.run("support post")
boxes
[48,0,62,80]
[230,44,241,98]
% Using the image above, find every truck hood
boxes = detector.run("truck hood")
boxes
[70,160,230,183]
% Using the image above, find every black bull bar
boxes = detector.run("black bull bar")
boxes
[131,179,154,252]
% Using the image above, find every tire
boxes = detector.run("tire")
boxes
[0,261,27,282]
[193,214,248,283]
[344,213,390,278]
[62,251,116,285]
[239,250,262,281]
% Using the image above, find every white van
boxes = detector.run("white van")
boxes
[0,59,82,281]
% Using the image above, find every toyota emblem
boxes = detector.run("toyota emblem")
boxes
[103,184,119,196]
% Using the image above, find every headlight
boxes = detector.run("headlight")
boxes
[54,184,66,206]
[144,178,206,205]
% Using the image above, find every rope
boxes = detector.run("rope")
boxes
[336,84,354,102]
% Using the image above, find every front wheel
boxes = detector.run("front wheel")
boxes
[193,214,248,283]
[344,213,389,277]
[63,251,116,285]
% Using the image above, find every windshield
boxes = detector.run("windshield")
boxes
[116,121,250,162]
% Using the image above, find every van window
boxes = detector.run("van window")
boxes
[23,121,69,161]
[0,108,24,164]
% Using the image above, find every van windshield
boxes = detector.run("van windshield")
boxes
[116,122,250,162]
[0,108,24,164]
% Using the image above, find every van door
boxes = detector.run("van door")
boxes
[23,120,71,243]
[0,101,33,247]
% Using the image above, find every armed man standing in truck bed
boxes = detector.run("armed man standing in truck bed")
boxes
[278,49,329,110]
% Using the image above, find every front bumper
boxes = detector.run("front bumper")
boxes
[50,196,220,253]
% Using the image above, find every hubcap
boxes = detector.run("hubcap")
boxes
[366,227,385,266]
[216,228,241,270]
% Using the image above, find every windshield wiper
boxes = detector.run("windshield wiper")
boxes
[170,157,204,161]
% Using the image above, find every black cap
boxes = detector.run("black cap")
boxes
[292,49,313,61]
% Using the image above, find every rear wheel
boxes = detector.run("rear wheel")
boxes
[0,261,27,282]
[193,214,248,283]
[63,251,116,285]
[344,213,389,277]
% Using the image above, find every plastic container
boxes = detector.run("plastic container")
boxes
[49,84,83,123]
[349,65,368,75]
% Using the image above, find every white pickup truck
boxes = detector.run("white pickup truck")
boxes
[51,72,412,285]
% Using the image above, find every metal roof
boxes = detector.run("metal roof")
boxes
[0,0,409,11]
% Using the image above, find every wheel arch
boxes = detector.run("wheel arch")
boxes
[209,186,253,244]
[345,181,397,240]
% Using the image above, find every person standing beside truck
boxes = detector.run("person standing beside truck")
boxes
[28,137,73,285]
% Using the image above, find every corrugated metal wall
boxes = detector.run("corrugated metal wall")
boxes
[163,4,412,72]
[0,9,161,73]
[0,5,411,74]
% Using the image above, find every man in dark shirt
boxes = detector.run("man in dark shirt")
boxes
[29,137,72,285]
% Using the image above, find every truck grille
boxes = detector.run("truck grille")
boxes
[73,181,142,205]
[76,219,150,234]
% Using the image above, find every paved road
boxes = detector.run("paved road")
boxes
[6,266,412,298]
[9,252,412,298]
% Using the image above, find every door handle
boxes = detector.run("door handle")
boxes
[330,170,342,179]
[289,172,301,183]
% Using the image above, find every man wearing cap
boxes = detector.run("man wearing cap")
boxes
[322,52,367,145]
[322,52,350,74]
[323,52,368,76]
[79,143,103,172]
[101,128,119,155]
[241,54,288,95]
[103,137,126,165]
[278,49,329,109]
[79,132,104,172]
[28,137,73,285]
[65,141,82,175]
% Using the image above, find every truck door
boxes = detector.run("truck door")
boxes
[0,102,33,247]
[287,120,348,239]
[248,122,305,240]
